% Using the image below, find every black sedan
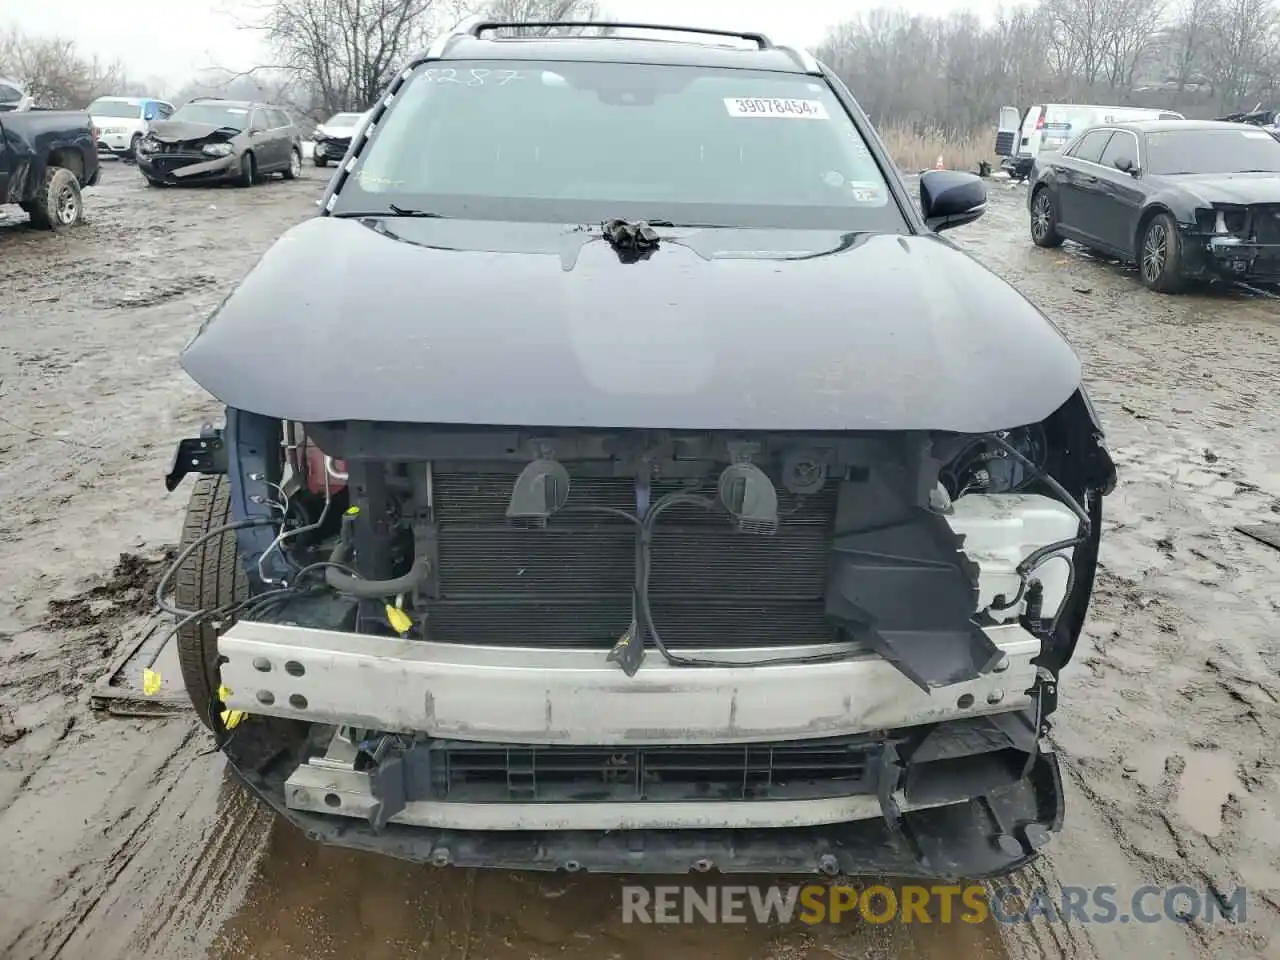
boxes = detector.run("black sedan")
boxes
[1027,119,1280,292]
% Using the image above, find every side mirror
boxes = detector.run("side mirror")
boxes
[920,170,987,232]
[143,106,158,121]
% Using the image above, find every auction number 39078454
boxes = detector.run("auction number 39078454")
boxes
[723,97,831,120]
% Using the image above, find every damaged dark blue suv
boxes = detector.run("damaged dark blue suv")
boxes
[162,18,1116,878]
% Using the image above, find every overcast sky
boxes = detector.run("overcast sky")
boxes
[13,0,980,88]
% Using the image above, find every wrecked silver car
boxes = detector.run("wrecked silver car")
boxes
[159,20,1116,878]
[311,110,370,168]
[137,97,303,187]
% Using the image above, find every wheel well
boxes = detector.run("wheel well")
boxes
[1134,206,1172,259]
[46,148,84,183]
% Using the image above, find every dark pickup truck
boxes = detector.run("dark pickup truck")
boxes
[0,109,100,230]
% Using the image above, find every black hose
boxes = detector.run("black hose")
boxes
[635,493,858,669]
[155,517,276,618]
[986,431,1091,533]
[323,538,431,599]
[981,432,1091,615]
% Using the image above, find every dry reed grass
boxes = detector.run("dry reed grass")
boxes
[876,121,997,173]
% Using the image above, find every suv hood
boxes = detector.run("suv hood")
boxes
[181,216,1082,432]
[148,120,240,143]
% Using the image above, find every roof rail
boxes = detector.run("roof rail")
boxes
[468,20,774,49]
[777,43,821,73]
[425,14,486,58]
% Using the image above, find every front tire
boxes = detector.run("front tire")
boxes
[126,133,142,161]
[236,151,256,187]
[313,156,329,168]
[174,476,249,730]
[1139,212,1186,294]
[26,166,83,231]
[1030,187,1063,248]
[283,147,302,180]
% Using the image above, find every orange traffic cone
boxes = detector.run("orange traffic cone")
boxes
[935,155,944,170]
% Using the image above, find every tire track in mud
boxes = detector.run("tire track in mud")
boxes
[21,725,205,958]
[3,727,273,960]
[958,186,1280,960]
[0,544,272,960]
[1,163,322,960]
[48,746,273,960]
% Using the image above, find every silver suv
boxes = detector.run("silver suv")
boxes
[0,76,34,112]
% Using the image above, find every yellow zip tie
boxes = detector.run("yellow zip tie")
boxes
[386,604,413,635]
[218,685,247,729]
[142,668,162,696]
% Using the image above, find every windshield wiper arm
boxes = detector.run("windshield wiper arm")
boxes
[604,219,733,229]
[387,204,449,218]
[332,205,451,220]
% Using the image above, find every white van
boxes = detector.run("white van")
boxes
[87,96,176,160]
[995,103,1184,179]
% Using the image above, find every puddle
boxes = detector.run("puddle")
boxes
[1175,749,1243,837]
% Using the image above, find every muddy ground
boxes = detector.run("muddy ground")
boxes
[1,162,1278,960]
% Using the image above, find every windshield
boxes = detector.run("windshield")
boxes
[1147,128,1280,175]
[326,113,364,127]
[88,99,142,119]
[170,103,250,130]
[337,60,906,231]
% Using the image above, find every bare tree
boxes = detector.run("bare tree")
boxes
[0,29,127,108]
[1170,0,1219,90]
[1044,0,1116,89]
[239,0,602,117]
[247,0,439,115]
[1102,0,1168,90]
[475,0,598,23]
[817,0,1279,134]
[172,68,304,110]
[1203,0,1278,108]
[229,0,1278,135]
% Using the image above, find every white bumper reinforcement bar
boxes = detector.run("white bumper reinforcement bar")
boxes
[217,622,1039,746]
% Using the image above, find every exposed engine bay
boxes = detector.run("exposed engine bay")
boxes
[161,390,1113,876]
[239,414,1089,683]
[1195,202,1280,283]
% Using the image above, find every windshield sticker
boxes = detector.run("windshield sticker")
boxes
[225,108,248,114]
[724,98,830,119]
[847,181,883,202]
[423,67,524,86]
